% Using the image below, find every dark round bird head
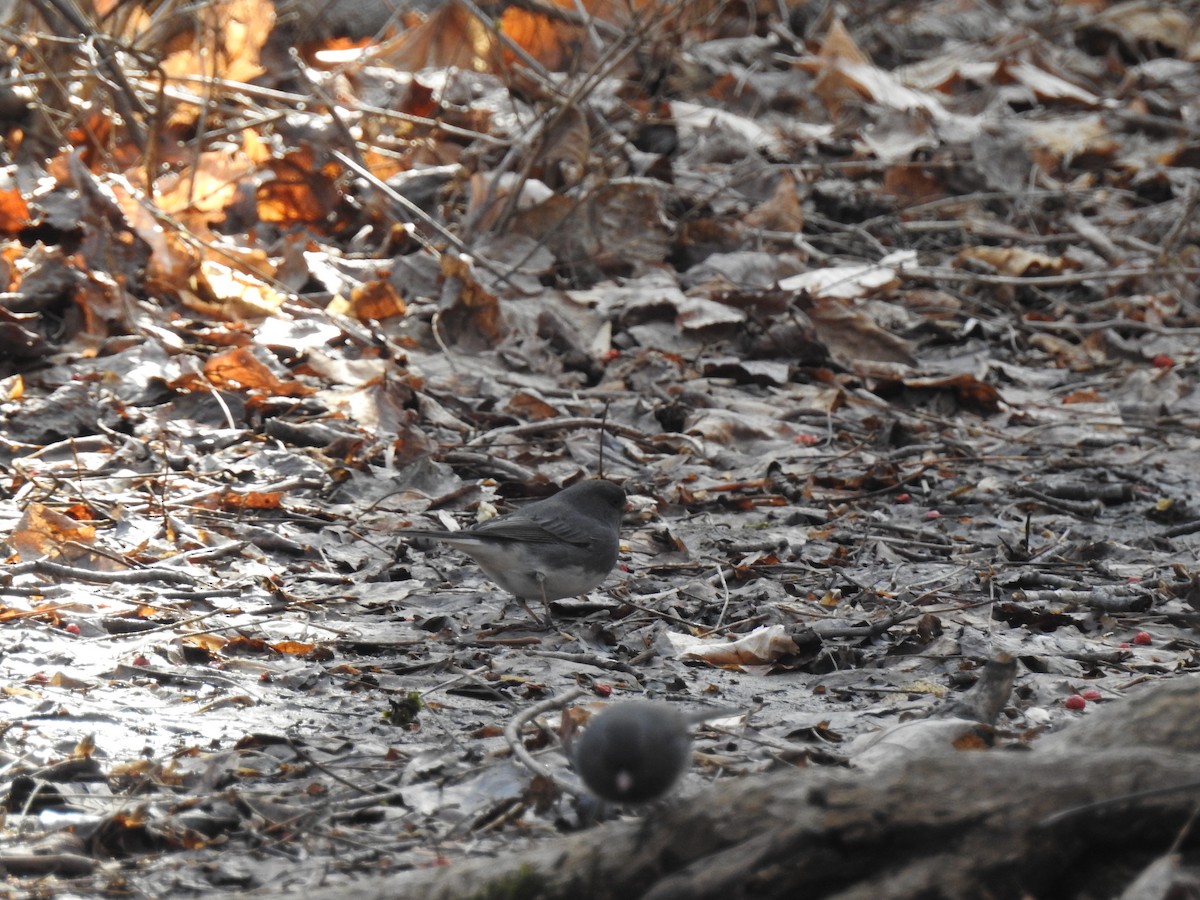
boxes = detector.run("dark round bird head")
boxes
[579,479,625,512]
[570,701,693,804]
[545,479,625,529]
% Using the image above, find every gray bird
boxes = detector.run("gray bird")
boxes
[404,479,625,622]
[570,701,736,804]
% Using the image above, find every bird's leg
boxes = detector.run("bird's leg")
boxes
[518,596,545,626]
[517,576,546,625]
[536,572,554,623]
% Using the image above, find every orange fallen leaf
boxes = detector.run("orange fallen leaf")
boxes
[10,503,97,560]
[204,346,314,396]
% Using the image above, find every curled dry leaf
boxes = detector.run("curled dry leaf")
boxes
[805,296,917,370]
[957,246,1074,277]
[373,3,495,72]
[743,171,804,233]
[436,253,504,349]
[666,624,802,674]
[184,260,285,319]
[10,502,97,561]
[328,279,407,322]
[779,251,915,300]
[506,179,673,275]
[810,17,955,124]
[203,346,314,397]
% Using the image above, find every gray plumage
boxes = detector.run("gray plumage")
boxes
[570,701,737,803]
[405,480,625,618]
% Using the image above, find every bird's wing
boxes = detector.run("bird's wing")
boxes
[471,513,589,545]
[525,505,604,545]
[463,518,566,547]
[403,528,458,540]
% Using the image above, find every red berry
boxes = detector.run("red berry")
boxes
[925,510,941,519]
[594,683,612,697]
[1064,695,1087,710]
[64,623,81,635]
[1132,631,1152,646]
[1080,689,1102,701]
[896,493,911,503]
[1151,354,1173,369]
[132,655,151,667]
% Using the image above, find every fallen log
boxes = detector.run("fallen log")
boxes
[271,674,1200,900]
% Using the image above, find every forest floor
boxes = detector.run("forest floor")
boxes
[0,0,1198,896]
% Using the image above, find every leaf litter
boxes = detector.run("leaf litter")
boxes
[0,0,1198,894]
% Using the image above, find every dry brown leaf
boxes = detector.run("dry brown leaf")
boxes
[108,178,201,297]
[71,277,132,341]
[684,408,798,445]
[49,673,93,692]
[779,252,913,300]
[272,640,317,655]
[258,150,344,227]
[155,149,256,221]
[849,717,988,772]
[191,260,285,318]
[0,311,46,361]
[743,170,804,232]
[328,279,408,322]
[0,184,30,234]
[182,633,229,652]
[811,17,952,123]
[1158,144,1200,168]
[818,17,870,66]
[883,163,945,206]
[0,374,24,401]
[160,0,273,85]
[1098,2,1200,60]
[957,246,1071,276]
[225,636,268,655]
[677,295,747,336]
[374,3,494,72]
[204,346,314,396]
[505,391,562,421]
[466,172,556,236]
[1028,332,1107,369]
[996,60,1101,105]
[438,253,504,348]
[9,503,98,561]
[668,624,802,674]
[220,490,284,511]
[893,374,1004,416]
[1024,115,1117,170]
[507,179,672,273]
[671,101,790,155]
[807,295,916,369]
[498,3,576,71]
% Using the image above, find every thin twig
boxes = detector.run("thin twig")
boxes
[504,687,587,799]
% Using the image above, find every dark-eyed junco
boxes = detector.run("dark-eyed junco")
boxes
[404,479,625,622]
[569,701,737,804]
